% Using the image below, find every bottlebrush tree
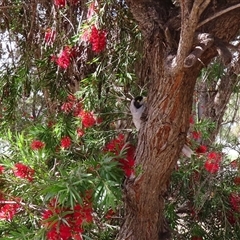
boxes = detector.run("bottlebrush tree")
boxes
[1,1,240,240]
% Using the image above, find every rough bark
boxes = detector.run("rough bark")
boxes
[117,1,240,239]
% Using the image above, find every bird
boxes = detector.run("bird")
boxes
[129,96,193,158]
[129,96,146,131]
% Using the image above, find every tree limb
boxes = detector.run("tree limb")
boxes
[174,0,211,71]
[184,33,214,68]
[197,3,240,28]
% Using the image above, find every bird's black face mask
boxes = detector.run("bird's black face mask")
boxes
[133,96,144,109]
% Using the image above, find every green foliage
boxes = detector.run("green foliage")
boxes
[1,1,240,240]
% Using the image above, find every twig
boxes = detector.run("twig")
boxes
[197,3,240,28]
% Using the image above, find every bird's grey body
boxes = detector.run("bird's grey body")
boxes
[129,96,193,158]
[129,96,146,130]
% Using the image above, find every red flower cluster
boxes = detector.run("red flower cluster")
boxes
[61,95,79,113]
[89,25,107,53]
[44,28,56,44]
[228,193,240,224]
[195,145,207,154]
[14,163,35,182]
[43,198,93,240]
[204,152,222,174]
[0,165,4,174]
[54,0,66,7]
[77,128,85,137]
[189,115,194,124]
[104,134,125,154]
[230,160,238,168]
[105,134,135,177]
[53,46,74,69]
[30,140,45,150]
[105,208,115,219]
[77,110,96,128]
[234,176,240,185]
[230,193,240,212]
[61,95,97,129]
[54,0,78,7]
[60,136,71,149]
[192,131,201,140]
[0,198,20,221]
[191,237,203,240]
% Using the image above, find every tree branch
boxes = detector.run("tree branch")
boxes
[174,0,211,71]
[197,3,240,28]
[184,33,214,68]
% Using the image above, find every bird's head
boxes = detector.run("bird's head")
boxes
[133,96,146,109]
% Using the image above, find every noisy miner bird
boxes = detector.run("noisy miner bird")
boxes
[130,96,193,158]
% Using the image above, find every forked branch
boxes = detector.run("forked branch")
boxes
[175,0,211,71]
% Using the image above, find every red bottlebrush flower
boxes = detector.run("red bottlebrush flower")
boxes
[104,134,125,154]
[189,115,194,124]
[30,140,45,150]
[60,136,71,149]
[104,135,135,177]
[96,116,103,124]
[14,163,35,182]
[78,110,96,128]
[0,165,4,174]
[195,145,207,154]
[56,54,70,69]
[207,152,222,162]
[204,152,221,174]
[44,28,56,44]
[77,128,85,137]
[234,176,240,185]
[54,0,66,7]
[89,25,107,53]
[61,101,74,113]
[55,46,74,69]
[119,145,135,177]
[204,160,220,174]
[192,131,201,140]
[230,193,240,212]
[67,94,76,102]
[105,209,115,219]
[227,210,239,225]
[0,202,20,221]
[230,160,238,168]
[191,237,203,240]
[43,196,93,240]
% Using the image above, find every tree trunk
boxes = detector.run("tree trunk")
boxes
[117,31,201,240]
[117,1,240,239]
